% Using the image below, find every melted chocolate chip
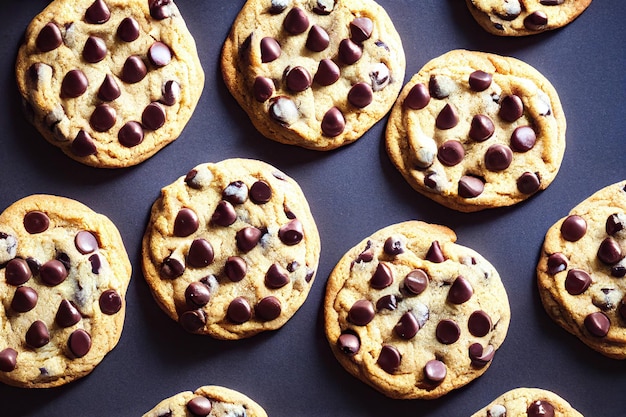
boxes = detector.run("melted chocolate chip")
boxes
[187,397,212,416]
[527,400,555,417]
[606,213,625,235]
[121,56,147,84]
[11,286,38,313]
[174,208,199,237]
[62,69,89,98]
[306,25,330,52]
[68,329,92,358]
[565,269,592,295]
[36,23,62,52]
[0,348,17,372]
[424,359,446,383]
[90,104,117,132]
[40,259,68,286]
[349,17,373,43]
[469,114,495,142]
[24,211,49,234]
[499,95,524,122]
[510,126,536,152]
[225,256,247,282]
[321,107,345,136]
[5,259,32,286]
[376,294,398,311]
[250,180,272,204]
[117,17,140,42]
[395,312,419,339]
[260,37,281,63]
[227,297,252,323]
[180,309,206,332]
[469,343,495,366]
[269,0,289,14]
[185,282,211,308]
[349,300,375,326]
[236,227,263,252]
[142,102,166,130]
[265,263,289,289]
[458,176,485,199]
[524,11,548,31]
[561,215,587,242]
[404,83,430,110]
[26,320,50,348]
[85,0,110,24]
[72,130,97,157]
[468,310,492,337]
[371,263,393,289]
[348,82,373,108]
[211,201,237,226]
[160,256,185,279]
[279,219,304,245]
[315,59,340,86]
[436,103,459,130]
[118,121,144,147]
[55,299,82,327]
[313,0,335,14]
[99,289,122,314]
[187,239,214,268]
[584,311,610,337]
[426,241,445,263]
[253,77,274,102]
[338,38,362,64]
[223,181,249,204]
[448,276,473,304]
[485,144,513,171]
[256,296,282,321]
[383,236,404,256]
[149,42,172,67]
[283,7,309,34]
[517,172,541,194]
[338,332,360,355]
[469,70,492,91]
[437,140,464,166]
[377,345,401,374]
[404,269,428,295]
[98,74,121,101]
[150,0,173,20]
[83,36,107,63]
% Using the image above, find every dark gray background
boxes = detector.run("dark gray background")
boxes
[1,1,625,415]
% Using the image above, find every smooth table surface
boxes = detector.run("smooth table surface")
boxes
[0,1,625,416]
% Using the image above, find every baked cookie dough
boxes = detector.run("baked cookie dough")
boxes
[143,385,267,417]
[142,159,321,340]
[0,195,131,388]
[465,0,592,36]
[221,0,405,150]
[471,387,584,417]
[386,49,566,212]
[16,0,204,168]
[324,221,510,399]
[537,180,626,359]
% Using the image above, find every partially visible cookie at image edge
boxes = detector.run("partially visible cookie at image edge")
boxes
[470,387,584,417]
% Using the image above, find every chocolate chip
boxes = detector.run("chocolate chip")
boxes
[510,126,536,152]
[185,282,211,308]
[117,17,140,42]
[26,320,50,348]
[270,96,299,125]
[211,201,237,226]
[62,69,89,98]
[560,215,587,242]
[524,11,548,31]
[57,253,71,272]
[517,172,541,194]
[36,22,62,52]
[348,82,373,108]
[349,300,375,326]
[187,396,212,416]
[74,231,98,255]
[236,227,263,252]
[83,36,107,63]
[265,263,290,289]
[564,269,592,295]
[40,259,68,286]
[306,25,329,52]
[321,107,345,136]
[269,0,289,14]
[121,56,147,84]
[527,400,555,417]
[468,310,492,337]
[370,62,390,91]
[606,213,626,235]
[395,312,419,339]
[150,0,173,20]
[260,37,281,63]
[85,0,110,24]
[458,176,485,198]
[383,236,404,256]
[279,219,304,245]
[187,239,214,268]
[338,332,360,355]
[225,256,247,282]
[425,241,445,263]
[448,276,473,304]
[376,294,398,311]
[469,343,495,367]
[285,66,312,92]
[313,0,335,15]
[250,180,272,204]
[404,83,430,110]
[26,258,40,276]
[437,140,464,166]
[597,237,622,264]
[429,75,455,99]
[356,241,374,263]
[118,121,144,147]
[71,130,97,156]
[256,296,282,321]
[11,286,38,313]
[68,329,91,358]
[161,80,181,106]
[149,42,172,67]
[485,144,513,171]
[424,359,446,383]
[499,95,524,122]
[611,259,626,278]
[99,289,122,314]
[584,311,610,337]
[371,263,393,289]
[142,102,166,130]
[98,74,121,101]
[338,38,362,65]
[180,309,206,332]
[349,17,373,43]
[469,114,495,141]
[89,254,102,274]
[435,320,460,345]
[283,7,309,35]
[469,70,492,91]
[436,103,460,130]
[223,181,249,204]
[313,59,340,87]
[253,77,274,102]
[174,208,199,237]
[404,269,428,295]
[227,297,252,323]
[0,348,17,372]
[5,259,32,286]
[160,256,185,279]
[90,104,116,132]
[377,345,401,374]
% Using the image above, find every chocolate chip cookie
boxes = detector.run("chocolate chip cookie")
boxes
[0,195,131,388]
[537,180,626,359]
[221,0,406,150]
[143,385,267,417]
[386,49,566,212]
[324,221,510,399]
[141,159,320,340]
[466,0,592,36]
[15,0,204,168]
[471,387,584,417]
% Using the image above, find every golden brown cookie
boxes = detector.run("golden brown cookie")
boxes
[142,159,321,340]
[386,49,566,212]
[221,0,405,150]
[470,387,584,417]
[537,180,626,359]
[15,0,204,168]
[324,221,510,399]
[0,195,131,388]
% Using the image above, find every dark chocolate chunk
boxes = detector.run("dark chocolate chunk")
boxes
[5,259,32,286]
[180,309,206,332]
[26,258,41,276]
[338,38,362,65]
[436,103,459,130]
[149,0,172,19]
[468,70,492,91]
[321,107,345,136]
[429,75,453,99]
[424,359,446,383]
[253,77,274,102]
[161,80,181,106]
[349,299,375,326]
[160,256,185,279]
[55,299,81,327]
[83,36,107,63]
[606,213,625,235]
[279,219,304,245]
[283,7,309,35]
[0,348,17,372]
[185,282,211,308]
[211,201,237,226]
[36,23,62,52]
[425,241,445,263]
[527,401,555,417]
[448,276,473,304]
[285,65,312,92]
[376,294,398,311]
[510,126,536,152]
[370,263,393,289]
[485,144,513,171]
[89,254,102,274]
[499,95,524,122]
[174,208,199,237]
[260,37,281,63]
[223,181,249,204]
[90,104,116,132]
[458,176,485,199]
[227,297,251,323]
[250,180,272,204]
[99,289,122,314]
[40,259,68,286]
[98,74,121,101]
[383,236,404,256]
[524,11,548,31]
[187,397,212,416]
[437,140,464,166]
[468,310,492,337]
[256,296,282,321]
[377,345,401,374]
[24,211,49,234]
[547,252,568,274]
[265,263,290,289]
[68,329,91,358]
[121,56,147,84]
[269,0,289,14]
[118,121,144,147]
[85,0,110,24]
[584,311,610,337]
[142,102,166,130]
[57,253,71,272]
[436,319,460,344]
[62,69,89,98]
[313,0,335,15]
[337,332,360,355]
[11,286,38,313]
[225,256,247,282]
[395,312,419,339]
[26,320,50,348]
[469,114,495,142]
[306,25,330,52]
[314,59,340,86]
[517,172,541,194]
[148,42,172,68]
[187,239,214,268]
[469,343,495,366]
[404,269,428,295]
[403,83,430,110]
[561,215,587,242]
[565,269,591,295]
[356,241,374,263]
[611,260,626,278]
[72,130,97,157]
[236,227,263,252]
[348,82,373,108]
[597,237,622,264]
[349,17,373,43]
[117,17,140,42]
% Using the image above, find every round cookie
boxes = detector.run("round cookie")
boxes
[15,0,204,168]
[221,0,406,150]
[465,0,592,36]
[324,221,510,399]
[141,159,321,340]
[143,385,267,417]
[537,180,626,359]
[386,49,566,212]
[470,387,584,417]
[0,195,131,388]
